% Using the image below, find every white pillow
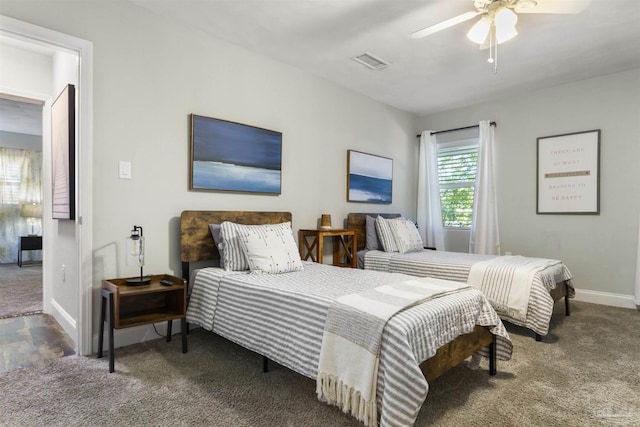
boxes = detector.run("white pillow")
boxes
[388,218,424,253]
[219,221,251,271]
[375,215,398,253]
[236,222,304,274]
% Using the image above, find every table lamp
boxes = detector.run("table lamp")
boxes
[125,225,151,286]
[320,214,332,230]
[20,203,42,236]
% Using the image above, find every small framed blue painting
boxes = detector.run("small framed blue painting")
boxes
[347,150,392,204]
[190,114,282,194]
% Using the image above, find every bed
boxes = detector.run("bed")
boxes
[180,210,512,427]
[347,212,574,341]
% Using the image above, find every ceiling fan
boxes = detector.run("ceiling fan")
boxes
[411,0,590,41]
[410,0,590,71]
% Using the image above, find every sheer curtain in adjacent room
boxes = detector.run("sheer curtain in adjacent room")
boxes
[0,147,42,264]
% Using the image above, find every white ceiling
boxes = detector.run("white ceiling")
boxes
[2,0,639,137]
[130,0,640,116]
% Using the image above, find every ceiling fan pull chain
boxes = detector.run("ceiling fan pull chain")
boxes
[494,35,498,74]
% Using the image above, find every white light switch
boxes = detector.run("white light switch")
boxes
[119,161,132,179]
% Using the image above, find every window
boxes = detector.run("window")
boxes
[437,139,478,228]
[0,148,25,205]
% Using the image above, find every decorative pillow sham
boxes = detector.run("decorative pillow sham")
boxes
[375,215,398,253]
[235,222,304,274]
[365,215,381,251]
[219,221,251,271]
[388,218,424,253]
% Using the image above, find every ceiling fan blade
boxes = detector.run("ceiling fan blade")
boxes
[515,0,591,14]
[410,10,481,39]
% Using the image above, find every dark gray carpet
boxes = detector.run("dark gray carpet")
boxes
[0,301,638,426]
[0,264,42,319]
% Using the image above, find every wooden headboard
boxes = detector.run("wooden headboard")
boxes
[180,210,292,266]
[346,212,401,251]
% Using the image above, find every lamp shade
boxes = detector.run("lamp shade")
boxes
[20,203,43,219]
[320,214,332,230]
[496,24,518,44]
[125,225,151,286]
[494,7,518,28]
[467,17,491,44]
[495,7,518,44]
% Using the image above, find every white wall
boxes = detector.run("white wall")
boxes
[0,130,41,149]
[50,50,79,319]
[419,69,640,304]
[0,41,51,95]
[1,0,419,347]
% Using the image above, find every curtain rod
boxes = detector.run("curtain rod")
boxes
[416,121,496,138]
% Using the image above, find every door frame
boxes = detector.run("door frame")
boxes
[1,15,94,356]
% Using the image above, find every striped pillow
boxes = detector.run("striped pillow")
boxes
[220,221,251,271]
[236,222,304,274]
[388,218,423,253]
[375,215,398,253]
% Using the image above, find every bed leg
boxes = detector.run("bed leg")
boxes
[565,294,571,316]
[535,333,542,342]
[489,335,497,376]
[263,356,269,373]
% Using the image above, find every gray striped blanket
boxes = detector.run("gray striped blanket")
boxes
[186,262,512,427]
[317,278,470,427]
[364,249,574,336]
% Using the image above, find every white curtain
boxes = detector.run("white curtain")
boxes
[417,131,445,250]
[469,121,500,255]
[0,147,42,263]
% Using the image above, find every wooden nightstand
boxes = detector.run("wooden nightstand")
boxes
[299,229,357,268]
[97,274,187,373]
[18,235,42,267]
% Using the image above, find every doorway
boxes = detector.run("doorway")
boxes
[0,95,43,319]
[0,15,93,356]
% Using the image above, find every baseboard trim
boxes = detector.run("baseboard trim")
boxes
[573,288,637,310]
[50,298,77,339]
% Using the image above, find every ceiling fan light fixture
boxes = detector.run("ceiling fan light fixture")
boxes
[494,6,518,44]
[494,6,518,28]
[496,23,517,44]
[467,16,491,44]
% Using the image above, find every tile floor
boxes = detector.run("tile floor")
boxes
[0,313,75,374]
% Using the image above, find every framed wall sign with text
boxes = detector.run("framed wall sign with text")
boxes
[536,129,600,215]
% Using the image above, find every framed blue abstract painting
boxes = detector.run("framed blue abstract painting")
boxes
[190,114,282,194]
[347,150,392,204]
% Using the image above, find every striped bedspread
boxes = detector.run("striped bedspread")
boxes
[364,249,574,336]
[187,262,512,427]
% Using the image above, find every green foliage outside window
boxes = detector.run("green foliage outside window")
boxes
[437,146,477,228]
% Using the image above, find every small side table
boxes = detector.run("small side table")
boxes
[299,229,357,268]
[18,235,42,267]
[97,274,187,373]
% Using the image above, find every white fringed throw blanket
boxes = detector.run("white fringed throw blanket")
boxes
[467,255,560,322]
[316,277,470,427]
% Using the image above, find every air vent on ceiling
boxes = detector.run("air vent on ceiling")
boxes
[352,52,389,70]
